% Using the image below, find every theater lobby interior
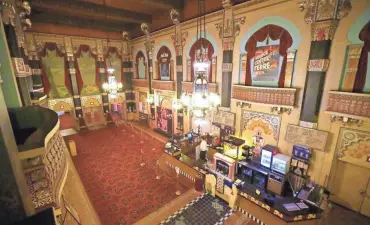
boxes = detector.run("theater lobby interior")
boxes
[1,0,370,225]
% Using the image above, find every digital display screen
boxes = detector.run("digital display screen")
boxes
[261,149,272,168]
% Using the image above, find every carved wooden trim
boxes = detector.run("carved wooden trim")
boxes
[232,85,296,108]
[181,81,193,93]
[132,79,149,88]
[152,80,175,91]
[326,91,370,119]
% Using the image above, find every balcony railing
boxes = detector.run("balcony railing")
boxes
[152,80,175,91]
[8,106,68,212]
[181,82,218,93]
[132,79,149,88]
[232,85,296,108]
[326,91,370,119]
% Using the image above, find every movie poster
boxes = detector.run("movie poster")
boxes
[251,45,281,83]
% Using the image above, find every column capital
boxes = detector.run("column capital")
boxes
[301,0,351,24]
[311,20,338,41]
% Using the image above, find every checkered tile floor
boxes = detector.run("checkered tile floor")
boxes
[160,194,234,225]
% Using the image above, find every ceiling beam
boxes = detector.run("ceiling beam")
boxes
[132,0,183,10]
[30,0,152,24]
[31,11,136,33]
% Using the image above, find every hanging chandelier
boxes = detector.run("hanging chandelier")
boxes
[177,0,220,118]
[101,0,122,97]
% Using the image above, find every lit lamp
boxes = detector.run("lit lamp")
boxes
[146,94,154,104]
[102,67,123,98]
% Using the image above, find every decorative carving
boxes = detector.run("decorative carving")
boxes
[24,129,68,210]
[132,79,149,88]
[181,81,193,93]
[308,59,330,72]
[241,110,281,141]
[212,110,235,127]
[222,0,233,8]
[171,31,188,56]
[232,85,296,107]
[302,0,352,24]
[236,102,251,109]
[271,106,292,115]
[80,95,102,107]
[152,80,175,91]
[48,98,74,111]
[285,124,329,151]
[222,63,233,72]
[311,20,338,41]
[215,16,245,40]
[337,128,370,160]
[12,57,28,77]
[1,1,16,26]
[170,9,180,24]
[326,91,370,119]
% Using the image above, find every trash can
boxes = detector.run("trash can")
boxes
[69,140,77,156]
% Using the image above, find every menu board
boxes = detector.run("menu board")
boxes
[212,110,235,127]
[285,124,328,151]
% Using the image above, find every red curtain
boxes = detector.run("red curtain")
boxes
[244,25,292,87]
[38,42,72,96]
[189,38,214,81]
[136,51,146,79]
[353,22,370,92]
[73,45,100,93]
[104,46,123,83]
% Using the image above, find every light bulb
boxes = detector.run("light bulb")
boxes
[102,82,109,90]
[107,68,115,74]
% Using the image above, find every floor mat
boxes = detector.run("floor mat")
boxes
[160,194,233,225]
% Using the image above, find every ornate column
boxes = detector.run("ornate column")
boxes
[97,39,109,113]
[170,9,187,99]
[215,0,245,108]
[1,0,33,106]
[122,31,135,121]
[64,37,82,118]
[141,23,154,93]
[25,33,47,107]
[299,0,351,126]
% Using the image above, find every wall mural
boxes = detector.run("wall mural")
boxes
[40,43,72,98]
[156,46,172,81]
[75,46,101,95]
[136,51,146,79]
[337,128,370,169]
[244,24,293,87]
[240,110,281,146]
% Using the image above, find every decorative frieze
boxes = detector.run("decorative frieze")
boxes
[311,20,338,41]
[176,65,183,72]
[326,91,370,119]
[31,69,41,75]
[303,0,352,24]
[48,98,74,111]
[222,63,233,72]
[132,79,149,88]
[152,80,175,91]
[232,85,296,107]
[181,81,193,93]
[308,59,330,72]
[12,57,31,77]
[81,95,102,107]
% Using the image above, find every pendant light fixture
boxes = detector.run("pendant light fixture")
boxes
[177,0,220,118]
[102,0,122,97]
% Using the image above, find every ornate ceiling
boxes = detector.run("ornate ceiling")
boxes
[28,0,247,39]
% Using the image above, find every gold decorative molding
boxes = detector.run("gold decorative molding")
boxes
[232,85,296,108]
[308,59,330,72]
[311,20,338,41]
[48,98,74,111]
[222,63,233,72]
[81,95,102,108]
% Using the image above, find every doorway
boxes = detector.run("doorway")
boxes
[329,128,370,217]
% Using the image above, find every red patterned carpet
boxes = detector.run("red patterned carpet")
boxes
[65,124,188,225]
[59,113,75,130]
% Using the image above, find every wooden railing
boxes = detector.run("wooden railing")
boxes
[152,80,175,91]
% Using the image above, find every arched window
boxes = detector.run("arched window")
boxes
[156,46,173,81]
[135,51,147,79]
[353,22,370,92]
[244,25,293,87]
[104,46,123,85]
[188,38,215,82]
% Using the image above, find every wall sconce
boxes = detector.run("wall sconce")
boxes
[236,101,251,108]
[146,94,154,104]
[330,115,363,126]
[271,107,292,115]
